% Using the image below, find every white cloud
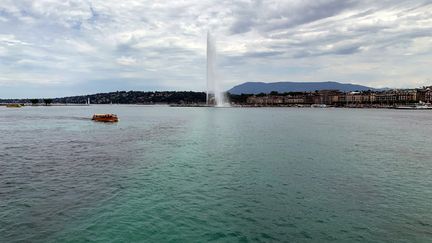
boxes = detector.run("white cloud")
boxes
[116,56,138,66]
[0,34,31,46]
[63,39,97,53]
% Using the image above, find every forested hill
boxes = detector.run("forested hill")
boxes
[55,91,206,104]
[0,91,206,104]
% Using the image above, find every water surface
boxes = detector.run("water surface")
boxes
[1,106,431,242]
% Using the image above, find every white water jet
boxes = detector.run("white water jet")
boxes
[207,31,229,107]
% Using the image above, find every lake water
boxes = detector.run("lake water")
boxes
[1,105,431,242]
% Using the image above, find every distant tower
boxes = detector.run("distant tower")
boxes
[88,97,90,105]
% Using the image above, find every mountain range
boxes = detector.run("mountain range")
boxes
[228,81,378,94]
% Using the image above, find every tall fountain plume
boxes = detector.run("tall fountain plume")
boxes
[207,31,229,107]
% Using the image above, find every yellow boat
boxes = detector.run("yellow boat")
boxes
[6,104,23,108]
[92,114,119,122]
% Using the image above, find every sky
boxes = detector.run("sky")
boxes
[0,0,431,98]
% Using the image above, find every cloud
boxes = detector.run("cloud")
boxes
[0,34,31,46]
[229,0,358,34]
[0,0,432,98]
[116,56,138,66]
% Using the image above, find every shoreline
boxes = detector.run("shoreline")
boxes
[2,103,431,110]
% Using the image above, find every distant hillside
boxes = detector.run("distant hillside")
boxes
[0,91,206,104]
[53,91,206,104]
[228,81,377,94]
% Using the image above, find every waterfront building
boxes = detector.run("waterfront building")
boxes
[376,91,397,104]
[417,87,432,103]
[426,88,432,103]
[361,92,376,103]
[306,90,342,105]
[396,89,417,103]
[247,95,284,106]
[346,92,363,104]
[243,85,431,106]
[284,96,305,104]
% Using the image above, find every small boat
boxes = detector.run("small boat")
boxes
[395,102,432,110]
[92,114,119,122]
[311,104,327,108]
[6,104,23,108]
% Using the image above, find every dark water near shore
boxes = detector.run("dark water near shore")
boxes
[1,105,432,242]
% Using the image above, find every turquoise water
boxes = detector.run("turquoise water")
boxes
[1,106,432,242]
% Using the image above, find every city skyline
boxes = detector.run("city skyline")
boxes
[1,0,432,98]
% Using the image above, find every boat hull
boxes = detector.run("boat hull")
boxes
[92,114,119,122]
[6,104,23,108]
